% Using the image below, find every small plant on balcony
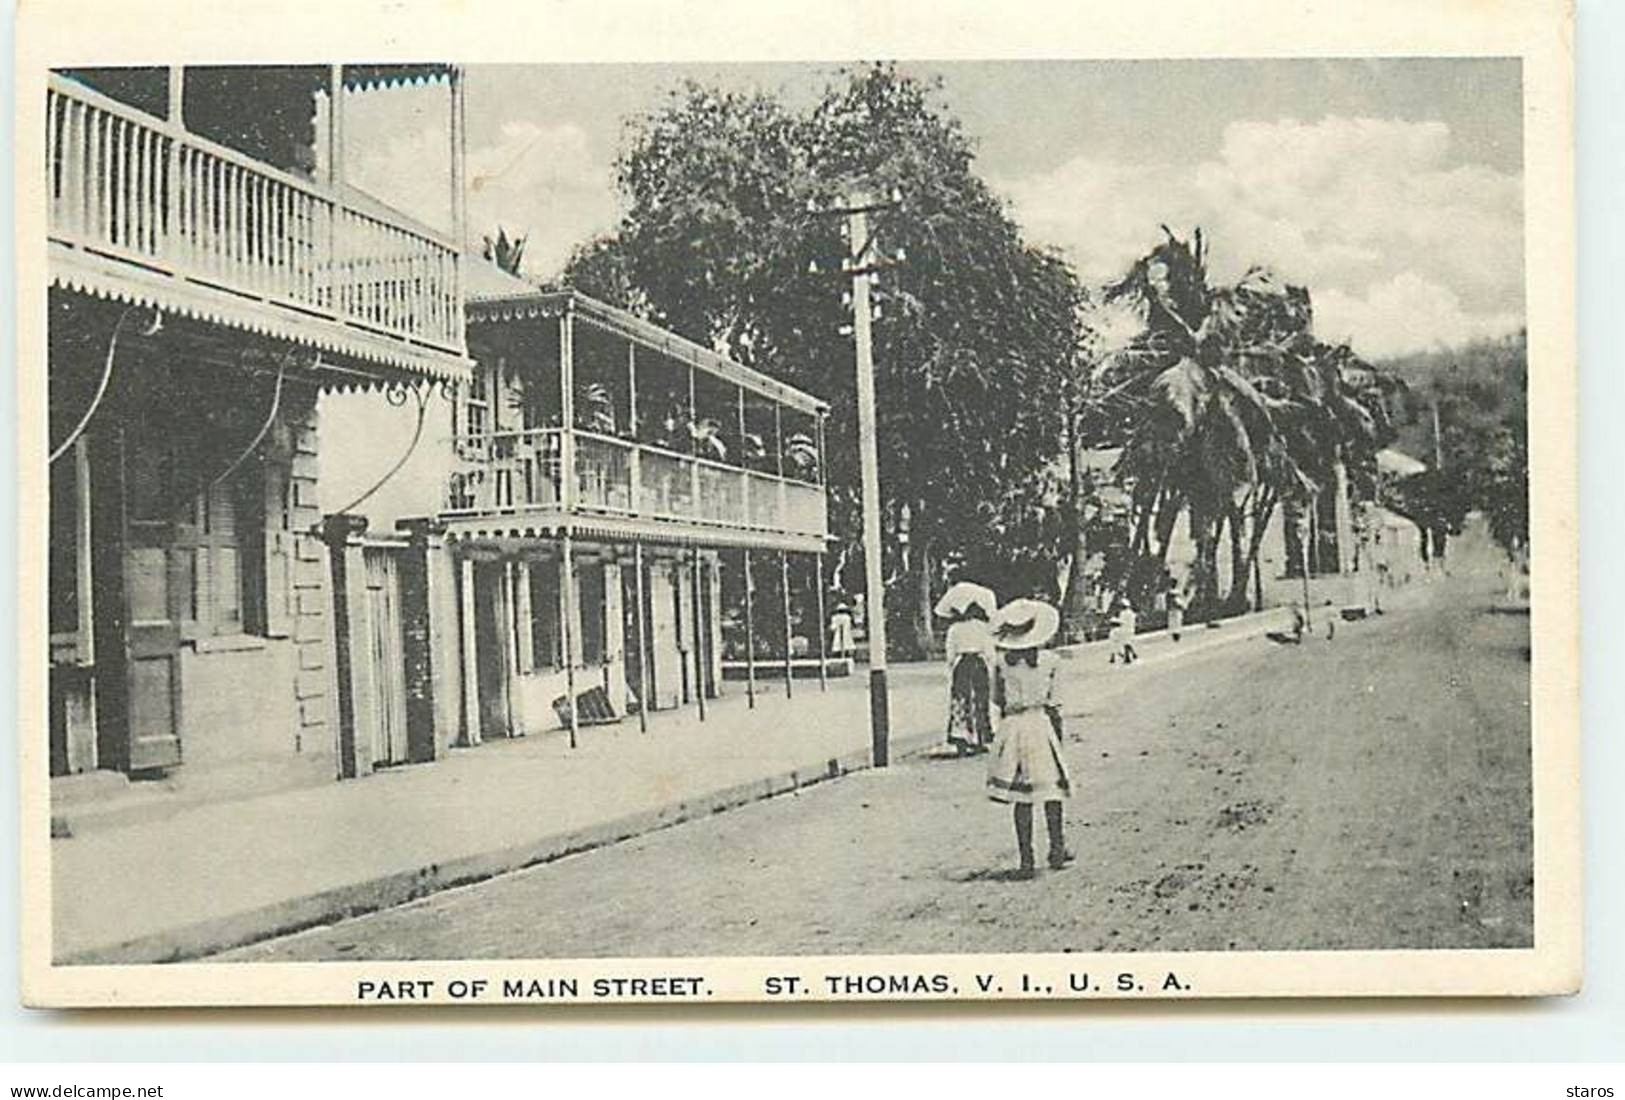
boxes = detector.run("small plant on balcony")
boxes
[482,227,529,275]
[575,380,618,435]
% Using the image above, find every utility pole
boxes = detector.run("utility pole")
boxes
[849,197,890,766]
[810,187,903,767]
[1300,501,1314,631]
[1431,394,1445,472]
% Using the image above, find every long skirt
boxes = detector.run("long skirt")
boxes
[986,708,1073,804]
[946,654,992,751]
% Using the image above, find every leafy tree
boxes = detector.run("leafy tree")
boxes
[562,65,1080,658]
[1380,329,1528,558]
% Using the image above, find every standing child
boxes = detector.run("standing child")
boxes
[986,599,1074,878]
[1118,602,1139,664]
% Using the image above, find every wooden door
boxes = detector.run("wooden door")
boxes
[619,564,643,711]
[114,422,185,771]
[472,561,512,738]
[364,547,410,766]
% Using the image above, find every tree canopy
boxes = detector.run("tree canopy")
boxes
[563,65,1082,657]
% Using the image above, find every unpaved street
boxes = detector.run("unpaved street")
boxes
[225,582,1531,961]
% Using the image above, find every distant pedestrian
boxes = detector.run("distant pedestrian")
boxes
[938,583,999,755]
[1166,585,1185,642]
[829,600,855,659]
[1116,602,1139,664]
[986,599,1073,878]
[1289,601,1306,644]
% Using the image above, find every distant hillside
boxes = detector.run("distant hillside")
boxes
[1376,330,1528,467]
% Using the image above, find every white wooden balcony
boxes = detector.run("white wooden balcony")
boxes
[444,427,829,551]
[46,73,467,381]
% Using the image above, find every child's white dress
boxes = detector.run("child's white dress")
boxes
[986,654,1073,804]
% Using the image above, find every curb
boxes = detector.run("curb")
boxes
[57,728,943,965]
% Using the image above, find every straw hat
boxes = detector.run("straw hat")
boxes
[934,580,998,620]
[991,598,1060,651]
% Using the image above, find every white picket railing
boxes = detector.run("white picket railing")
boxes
[445,429,564,515]
[445,427,827,540]
[46,74,463,354]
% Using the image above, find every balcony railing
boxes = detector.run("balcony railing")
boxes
[445,427,828,539]
[46,74,464,355]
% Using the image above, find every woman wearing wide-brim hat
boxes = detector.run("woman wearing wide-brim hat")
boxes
[985,598,1074,877]
[936,581,999,755]
[828,598,855,659]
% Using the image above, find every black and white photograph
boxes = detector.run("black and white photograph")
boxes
[16,0,1578,1006]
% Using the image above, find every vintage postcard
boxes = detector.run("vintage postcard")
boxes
[15,0,1578,1007]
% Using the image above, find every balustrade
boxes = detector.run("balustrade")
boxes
[47,74,463,354]
[445,428,825,540]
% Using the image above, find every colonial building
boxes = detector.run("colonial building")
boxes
[46,65,471,785]
[320,262,835,761]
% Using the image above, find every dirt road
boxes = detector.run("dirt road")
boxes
[224,581,1531,960]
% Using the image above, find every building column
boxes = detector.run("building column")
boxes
[814,552,828,691]
[690,546,707,720]
[560,529,579,748]
[1333,459,1356,574]
[780,550,794,697]
[742,548,756,708]
[502,560,526,736]
[321,513,375,780]
[457,552,480,746]
[396,517,447,764]
[633,543,650,732]
[707,554,723,696]
[515,559,535,671]
[602,558,626,714]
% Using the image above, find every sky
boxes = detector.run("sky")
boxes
[343,58,1524,362]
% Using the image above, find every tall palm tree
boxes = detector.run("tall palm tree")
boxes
[1101,228,1390,616]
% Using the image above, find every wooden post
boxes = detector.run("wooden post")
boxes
[515,559,535,672]
[691,545,707,720]
[561,529,579,749]
[458,553,479,746]
[502,560,523,735]
[627,340,641,514]
[560,308,576,510]
[849,199,890,766]
[737,385,750,527]
[634,541,650,733]
[326,65,344,186]
[743,548,756,708]
[165,68,183,264]
[449,66,467,252]
[73,437,95,667]
[687,364,700,517]
[774,402,787,532]
[320,513,371,779]
[325,66,345,313]
[780,548,794,697]
[814,552,828,691]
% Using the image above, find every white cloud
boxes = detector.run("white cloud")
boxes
[996,115,1524,359]
[346,94,620,279]
[1313,273,1523,360]
[464,120,620,277]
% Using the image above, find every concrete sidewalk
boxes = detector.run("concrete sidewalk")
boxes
[51,600,1307,965]
[52,664,952,964]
